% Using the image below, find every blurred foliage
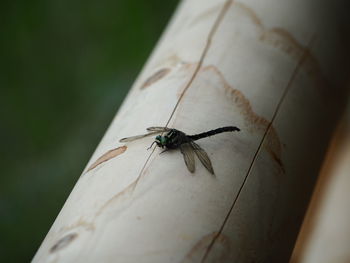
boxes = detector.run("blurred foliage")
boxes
[0,0,179,261]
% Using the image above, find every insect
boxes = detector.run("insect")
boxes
[119,126,240,175]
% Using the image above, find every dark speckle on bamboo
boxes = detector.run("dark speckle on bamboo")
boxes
[50,233,78,253]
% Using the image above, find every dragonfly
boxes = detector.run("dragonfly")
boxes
[119,126,240,175]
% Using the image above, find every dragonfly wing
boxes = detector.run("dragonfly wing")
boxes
[146,127,171,132]
[119,130,161,142]
[191,142,215,175]
[180,143,195,173]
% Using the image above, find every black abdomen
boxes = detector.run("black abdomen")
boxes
[188,126,240,141]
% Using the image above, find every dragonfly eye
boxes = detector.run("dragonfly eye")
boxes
[155,135,167,147]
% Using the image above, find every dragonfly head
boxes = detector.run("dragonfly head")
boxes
[155,135,168,148]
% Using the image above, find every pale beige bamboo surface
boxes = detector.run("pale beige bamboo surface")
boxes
[33,0,348,262]
[290,106,350,263]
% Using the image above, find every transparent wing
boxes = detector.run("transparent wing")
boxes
[190,142,215,175]
[179,143,195,174]
[119,130,161,142]
[146,127,171,132]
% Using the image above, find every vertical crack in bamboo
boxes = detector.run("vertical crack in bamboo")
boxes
[200,35,317,263]
[132,0,234,191]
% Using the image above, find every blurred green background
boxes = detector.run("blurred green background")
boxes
[0,0,179,261]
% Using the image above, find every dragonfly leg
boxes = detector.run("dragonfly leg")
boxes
[160,148,169,154]
[147,141,157,150]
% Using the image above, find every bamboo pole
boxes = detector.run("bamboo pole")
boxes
[33,0,348,262]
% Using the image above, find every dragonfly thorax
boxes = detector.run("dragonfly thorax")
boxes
[153,129,188,149]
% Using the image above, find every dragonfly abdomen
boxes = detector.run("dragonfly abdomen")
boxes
[188,126,240,141]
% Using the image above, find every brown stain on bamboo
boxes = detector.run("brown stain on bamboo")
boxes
[47,181,134,255]
[201,65,285,173]
[235,2,263,27]
[96,161,153,217]
[175,63,199,99]
[182,232,230,263]
[189,3,231,28]
[61,218,95,232]
[154,54,187,69]
[85,146,127,174]
[140,68,171,89]
[260,28,328,94]
[96,182,136,216]
[50,233,78,253]
[260,28,304,60]
[235,2,329,98]
[47,185,134,254]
